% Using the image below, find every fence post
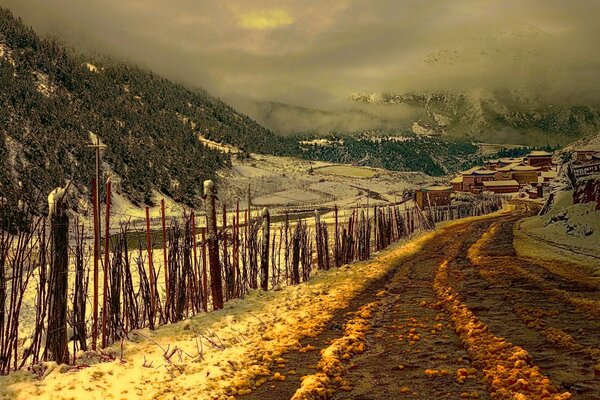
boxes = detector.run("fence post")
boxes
[222,204,230,300]
[201,227,208,312]
[234,200,240,297]
[204,180,223,310]
[91,179,99,350]
[314,209,323,269]
[291,223,301,285]
[145,207,156,328]
[160,199,169,319]
[334,205,339,267]
[101,179,111,348]
[47,192,69,363]
[191,212,200,313]
[260,208,270,290]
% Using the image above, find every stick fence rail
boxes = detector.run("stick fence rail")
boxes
[0,184,502,374]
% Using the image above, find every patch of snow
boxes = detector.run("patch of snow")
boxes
[515,193,600,269]
[85,63,99,73]
[0,42,16,67]
[32,71,56,97]
[433,112,451,127]
[411,121,439,137]
[253,189,323,206]
[198,135,239,154]
[47,186,67,217]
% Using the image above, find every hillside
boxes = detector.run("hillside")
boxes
[0,8,296,212]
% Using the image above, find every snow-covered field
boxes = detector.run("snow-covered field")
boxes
[0,190,507,400]
[0,227,442,400]
[514,191,600,271]
[218,153,433,212]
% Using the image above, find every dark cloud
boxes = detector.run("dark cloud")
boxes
[2,0,599,134]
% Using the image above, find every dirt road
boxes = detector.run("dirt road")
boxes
[239,202,600,399]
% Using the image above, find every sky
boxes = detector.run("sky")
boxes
[2,0,600,134]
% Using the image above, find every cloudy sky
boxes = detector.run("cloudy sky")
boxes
[2,0,600,133]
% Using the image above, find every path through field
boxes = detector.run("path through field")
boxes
[239,202,600,399]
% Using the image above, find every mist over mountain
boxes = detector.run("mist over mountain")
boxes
[349,89,600,146]
[237,101,417,136]
[0,8,294,212]
[2,1,600,145]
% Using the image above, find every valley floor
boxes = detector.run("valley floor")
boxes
[1,202,599,400]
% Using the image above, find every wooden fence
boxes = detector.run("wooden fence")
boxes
[0,183,502,373]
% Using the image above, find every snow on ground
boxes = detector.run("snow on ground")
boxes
[0,202,507,400]
[514,192,600,270]
[0,230,438,400]
[253,189,324,206]
[218,153,431,212]
[314,165,376,178]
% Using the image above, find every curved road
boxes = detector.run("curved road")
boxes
[239,202,600,399]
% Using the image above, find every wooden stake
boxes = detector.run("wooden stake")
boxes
[145,207,156,328]
[101,179,111,347]
[204,181,223,310]
[47,197,69,363]
[234,200,240,297]
[160,199,169,319]
[260,208,270,291]
[191,212,199,313]
[201,227,208,312]
[91,179,99,350]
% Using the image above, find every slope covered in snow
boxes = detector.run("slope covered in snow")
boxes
[514,192,600,270]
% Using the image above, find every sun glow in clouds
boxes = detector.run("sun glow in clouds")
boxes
[239,9,293,30]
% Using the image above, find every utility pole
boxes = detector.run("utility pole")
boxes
[87,135,106,349]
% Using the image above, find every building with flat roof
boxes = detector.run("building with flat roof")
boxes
[449,175,463,192]
[482,180,520,194]
[574,146,600,165]
[527,150,553,170]
[498,157,524,167]
[415,185,452,209]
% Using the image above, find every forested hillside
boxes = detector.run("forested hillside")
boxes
[0,8,296,211]
[295,135,479,176]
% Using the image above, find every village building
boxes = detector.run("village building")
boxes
[526,150,553,171]
[457,167,481,193]
[493,163,541,186]
[511,165,541,186]
[574,146,600,164]
[495,163,521,181]
[449,175,463,192]
[415,185,452,209]
[462,169,495,193]
[498,157,524,168]
[483,159,499,170]
[540,171,557,183]
[482,180,520,194]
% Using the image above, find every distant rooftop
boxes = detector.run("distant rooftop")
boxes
[496,162,522,172]
[473,169,497,175]
[541,171,557,178]
[421,185,453,192]
[460,166,482,175]
[449,175,463,183]
[482,180,519,187]
[528,150,553,157]
[499,157,524,164]
[512,165,540,171]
